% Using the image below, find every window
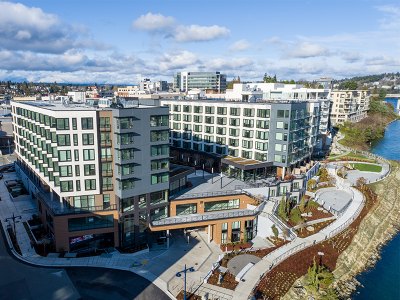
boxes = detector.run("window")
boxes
[229,118,240,126]
[217,117,227,125]
[72,118,77,130]
[103,194,110,210]
[74,150,79,161]
[150,115,168,127]
[183,132,191,140]
[229,128,239,137]
[119,133,134,145]
[274,154,281,162]
[82,133,94,145]
[173,123,181,130]
[76,180,81,191]
[68,215,113,232]
[256,120,269,129]
[204,135,213,143]
[100,133,111,144]
[242,140,253,149]
[204,199,239,212]
[216,146,225,155]
[85,179,96,190]
[194,106,203,113]
[276,133,283,140]
[151,172,168,184]
[99,117,110,129]
[277,110,285,118]
[73,134,78,146]
[75,165,80,176]
[84,164,96,176]
[276,121,284,129]
[102,178,113,190]
[183,115,191,122]
[119,178,135,190]
[83,149,95,161]
[216,127,226,135]
[205,116,214,124]
[193,125,202,132]
[256,131,268,140]
[216,137,226,145]
[230,108,240,116]
[173,105,181,112]
[269,189,275,197]
[150,130,168,142]
[150,205,168,222]
[173,114,181,121]
[293,182,299,189]
[117,149,135,160]
[58,150,71,162]
[255,141,268,151]
[151,145,168,156]
[204,144,213,153]
[229,138,239,147]
[232,221,241,229]
[118,163,135,175]
[217,107,227,115]
[242,150,252,159]
[244,108,254,117]
[81,118,93,129]
[56,118,69,130]
[257,109,270,118]
[60,181,73,192]
[243,119,254,128]
[205,126,214,134]
[150,190,168,206]
[183,105,191,113]
[242,130,253,138]
[102,163,112,174]
[57,134,70,146]
[194,115,202,123]
[275,144,282,151]
[176,203,197,215]
[255,152,268,161]
[183,124,191,131]
[101,148,112,159]
[60,165,72,177]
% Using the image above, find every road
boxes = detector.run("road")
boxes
[0,218,170,300]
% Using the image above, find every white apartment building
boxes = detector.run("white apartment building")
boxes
[330,90,370,125]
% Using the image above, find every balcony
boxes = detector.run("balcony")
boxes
[100,125,111,132]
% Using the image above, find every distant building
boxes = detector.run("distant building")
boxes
[173,71,226,93]
[13,96,41,101]
[316,78,334,90]
[330,90,370,125]
[68,91,86,103]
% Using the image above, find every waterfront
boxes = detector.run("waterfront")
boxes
[353,115,400,300]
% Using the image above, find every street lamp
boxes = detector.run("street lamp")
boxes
[8,139,10,156]
[176,264,195,300]
[5,212,22,240]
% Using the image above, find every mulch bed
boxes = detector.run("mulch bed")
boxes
[253,185,378,300]
[207,270,238,290]
[287,204,334,227]
[176,290,203,300]
[296,219,335,238]
[27,219,42,227]
[7,227,22,255]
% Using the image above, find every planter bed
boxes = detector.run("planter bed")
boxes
[220,242,251,252]
[287,203,334,227]
[27,219,42,227]
[176,290,202,300]
[207,269,238,291]
[296,219,335,238]
[7,227,22,255]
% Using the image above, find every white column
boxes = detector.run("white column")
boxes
[208,225,211,243]
[282,167,285,180]
[167,229,170,248]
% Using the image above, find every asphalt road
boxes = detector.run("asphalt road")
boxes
[0,223,170,300]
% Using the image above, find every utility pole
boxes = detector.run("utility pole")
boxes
[5,212,22,241]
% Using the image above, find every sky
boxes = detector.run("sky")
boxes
[0,0,399,84]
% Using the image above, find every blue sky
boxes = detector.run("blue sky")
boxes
[0,0,399,84]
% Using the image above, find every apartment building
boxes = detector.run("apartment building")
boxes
[11,100,170,251]
[173,71,227,93]
[161,98,321,181]
[330,90,370,125]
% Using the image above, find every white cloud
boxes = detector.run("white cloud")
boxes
[131,12,176,32]
[263,36,282,45]
[341,51,360,63]
[228,39,252,52]
[365,55,400,66]
[0,1,111,53]
[131,13,230,43]
[375,5,400,30]
[206,57,253,70]
[281,42,330,59]
[285,62,328,74]
[156,50,201,71]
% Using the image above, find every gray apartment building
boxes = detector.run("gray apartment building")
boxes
[173,71,227,93]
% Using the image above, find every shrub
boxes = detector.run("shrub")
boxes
[290,208,303,224]
[308,201,319,207]
[32,214,38,220]
[271,224,278,239]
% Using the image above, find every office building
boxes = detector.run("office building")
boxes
[173,71,227,93]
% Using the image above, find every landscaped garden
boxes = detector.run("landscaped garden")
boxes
[207,269,238,290]
[351,163,382,173]
[252,180,379,300]
[295,219,335,238]
[327,152,376,163]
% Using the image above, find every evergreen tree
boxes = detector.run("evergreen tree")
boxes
[378,88,387,100]
[300,194,306,212]
[286,197,290,215]
[271,224,278,239]
[278,194,288,220]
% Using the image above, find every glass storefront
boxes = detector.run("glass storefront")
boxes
[221,164,277,181]
[70,232,114,252]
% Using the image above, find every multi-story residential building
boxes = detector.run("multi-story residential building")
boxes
[11,100,170,251]
[161,98,322,181]
[330,90,370,125]
[173,71,227,93]
[316,78,334,90]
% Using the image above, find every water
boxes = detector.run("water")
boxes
[352,110,400,300]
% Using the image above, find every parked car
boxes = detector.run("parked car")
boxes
[0,173,3,179]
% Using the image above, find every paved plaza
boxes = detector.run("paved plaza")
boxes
[319,190,352,211]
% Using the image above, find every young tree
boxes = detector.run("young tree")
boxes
[378,88,387,100]
[286,197,290,215]
[282,228,289,240]
[271,224,278,239]
[278,195,288,220]
[243,230,248,244]
[298,219,307,232]
[300,194,306,212]
[356,177,367,189]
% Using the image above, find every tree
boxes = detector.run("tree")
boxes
[41,235,50,252]
[112,85,119,91]
[378,88,387,100]
[307,179,317,191]
[243,230,248,244]
[286,197,290,215]
[227,77,241,89]
[278,195,288,220]
[289,79,295,84]
[300,194,306,212]
[271,224,278,239]
[356,177,367,189]
[282,228,289,240]
[326,174,336,185]
[318,84,324,89]
[298,219,307,232]
[362,86,369,90]
[344,79,358,90]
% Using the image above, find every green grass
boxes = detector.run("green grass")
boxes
[327,152,376,162]
[351,163,382,173]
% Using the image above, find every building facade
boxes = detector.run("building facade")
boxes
[173,71,227,93]
[11,101,170,251]
[329,90,370,125]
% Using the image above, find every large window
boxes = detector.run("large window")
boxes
[100,133,111,145]
[102,163,112,174]
[204,199,239,212]
[101,148,112,159]
[229,128,239,136]
[60,181,73,192]
[102,178,113,190]
[57,134,70,146]
[119,178,134,190]
[257,109,270,118]
[256,120,269,129]
[81,118,93,129]
[117,149,135,160]
[230,108,240,116]
[121,197,134,212]
[256,131,269,140]
[85,179,96,190]
[150,130,169,142]
[84,164,96,176]
[119,117,134,129]
[150,205,168,222]
[244,108,254,117]
[176,203,197,215]
[60,165,72,177]
[151,145,168,156]
[83,149,95,161]
[68,215,113,232]
[118,163,134,175]
[151,159,169,171]
[217,107,227,115]
[82,133,94,145]
[73,195,95,211]
[56,118,69,130]
[100,117,110,129]
[151,172,169,185]
[58,150,71,162]
[255,141,268,151]
[150,190,168,206]
[150,115,168,127]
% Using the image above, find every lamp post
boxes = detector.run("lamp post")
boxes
[176,264,195,300]
[8,139,10,156]
[202,164,204,179]
[5,212,22,241]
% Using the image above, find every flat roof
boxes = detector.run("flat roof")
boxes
[160,98,321,104]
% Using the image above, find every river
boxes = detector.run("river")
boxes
[352,100,400,300]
